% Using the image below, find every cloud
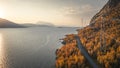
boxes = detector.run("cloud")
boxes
[60,4,98,18]
[60,7,80,15]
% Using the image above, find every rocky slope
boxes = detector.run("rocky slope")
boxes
[55,0,120,68]
[0,18,24,28]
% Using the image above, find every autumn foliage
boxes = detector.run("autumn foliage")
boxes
[55,0,120,68]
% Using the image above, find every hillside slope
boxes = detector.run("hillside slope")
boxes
[0,18,24,28]
[55,0,120,68]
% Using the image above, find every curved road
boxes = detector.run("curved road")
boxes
[75,36,98,68]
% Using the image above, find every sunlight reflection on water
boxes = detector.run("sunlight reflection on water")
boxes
[0,27,78,68]
[0,33,4,68]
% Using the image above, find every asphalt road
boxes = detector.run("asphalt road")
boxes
[75,35,98,68]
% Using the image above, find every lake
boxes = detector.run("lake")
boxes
[0,26,79,68]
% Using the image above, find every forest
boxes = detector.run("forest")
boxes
[55,0,120,68]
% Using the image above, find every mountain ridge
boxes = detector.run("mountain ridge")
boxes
[0,18,24,28]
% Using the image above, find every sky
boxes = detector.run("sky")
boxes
[0,0,108,27]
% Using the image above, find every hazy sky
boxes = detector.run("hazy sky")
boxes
[0,0,108,26]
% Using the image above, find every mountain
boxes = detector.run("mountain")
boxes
[55,0,120,68]
[23,21,55,27]
[90,0,120,24]
[36,21,55,27]
[0,18,24,28]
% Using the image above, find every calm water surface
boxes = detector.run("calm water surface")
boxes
[0,27,78,68]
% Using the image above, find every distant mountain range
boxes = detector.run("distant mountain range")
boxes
[0,18,24,28]
[23,21,55,27]
[0,18,78,28]
[0,18,55,28]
